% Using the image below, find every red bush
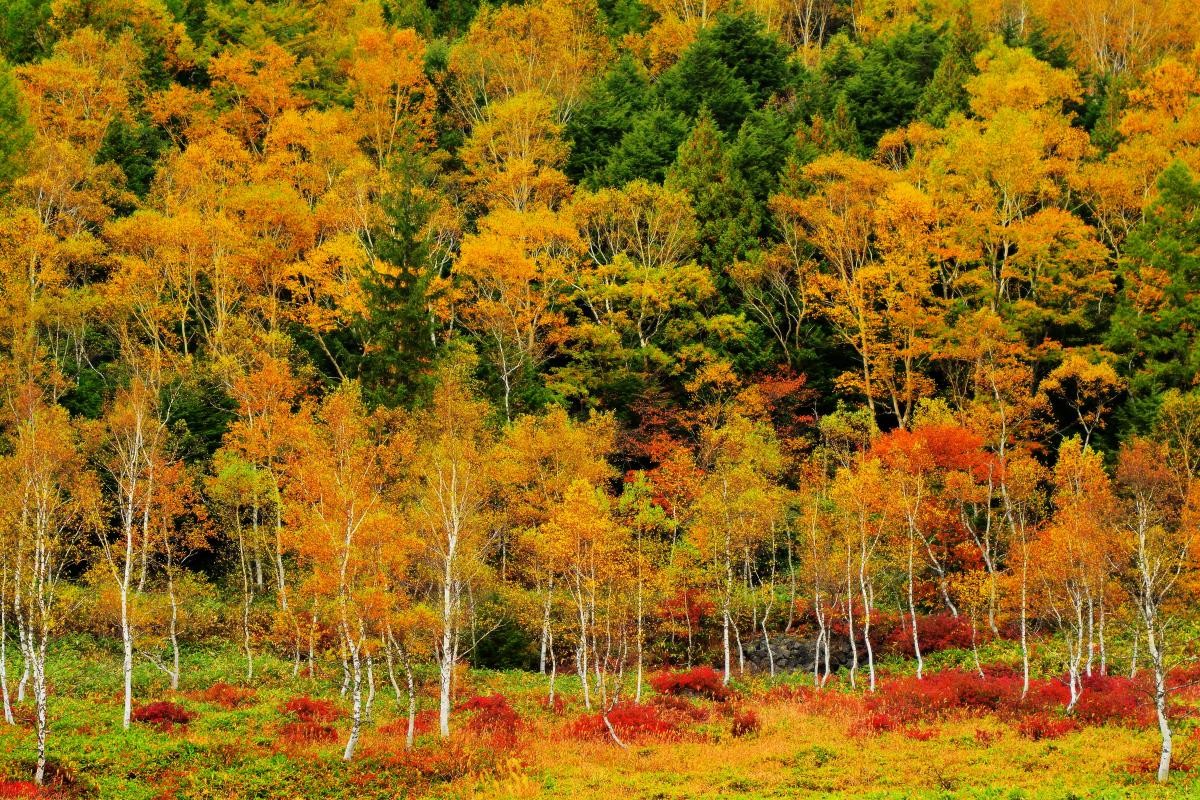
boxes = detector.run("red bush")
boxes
[1074,675,1149,726]
[649,666,730,700]
[866,670,1018,725]
[885,614,979,657]
[851,711,900,735]
[570,702,678,742]
[202,682,255,709]
[902,725,940,741]
[398,742,482,782]
[379,709,438,738]
[280,721,337,743]
[459,694,519,731]
[282,696,338,723]
[0,782,39,798]
[458,694,521,747]
[974,728,1001,745]
[651,693,712,722]
[132,701,195,730]
[731,709,760,737]
[279,695,339,744]
[1017,713,1079,741]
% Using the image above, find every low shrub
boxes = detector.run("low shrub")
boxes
[282,696,338,723]
[902,725,939,741]
[731,709,761,737]
[865,670,1014,725]
[202,681,255,709]
[458,693,520,732]
[850,711,900,735]
[132,701,195,730]
[885,614,978,657]
[0,782,38,798]
[280,695,339,744]
[570,702,678,742]
[397,743,482,783]
[1074,675,1149,726]
[651,693,711,723]
[280,721,337,744]
[379,709,437,738]
[1017,713,1079,741]
[974,728,1001,745]
[649,666,730,700]
[459,693,521,747]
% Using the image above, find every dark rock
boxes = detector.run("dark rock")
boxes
[743,633,854,673]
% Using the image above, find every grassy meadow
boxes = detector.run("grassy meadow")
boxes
[0,638,1195,799]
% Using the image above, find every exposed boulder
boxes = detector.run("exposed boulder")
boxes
[743,633,854,674]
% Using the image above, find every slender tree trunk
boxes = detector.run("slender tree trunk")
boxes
[365,651,376,721]
[32,637,48,785]
[237,518,254,683]
[1020,541,1030,698]
[1146,611,1172,782]
[1,570,13,725]
[539,582,551,675]
[120,562,133,730]
[439,550,457,739]
[635,561,644,702]
[907,532,923,679]
[1129,625,1139,679]
[722,538,733,685]
[1098,595,1107,676]
[342,625,363,761]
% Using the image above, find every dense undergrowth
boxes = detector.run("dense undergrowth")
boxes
[0,637,1197,799]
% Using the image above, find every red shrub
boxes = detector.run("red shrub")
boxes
[851,712,900,735]
[651,693,711,722]
[1126,754,1192,775]
[0,782,38,798]
[132,701,195,730]
[974,728,1001,745]
[280,721,337,743]
[886,614,979,657]
[1019,678,1071,712]
[379,709,438,738]
[1017,713,1079,740]
[282,696,338,723]
[459,694,519,731]
[202,682,255,709]
[1074,675,1149,726]
[866,670,1018,724]
[570,702,678,742]
[399,742,484,782]
[458,694,521,746]
[902,725,940,741]
[279,695,339,744]
[731,709,760,737]
[649,666,730,700]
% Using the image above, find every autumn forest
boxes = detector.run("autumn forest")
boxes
[1,0,1200,797]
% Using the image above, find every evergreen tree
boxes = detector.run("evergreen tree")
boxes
[729,107,795,203]
[1108,163,1200,431]
[916,13,982,126]
[657,33,752,133]
[565,55,652,183]
[0,57,30,191]
[707,13,791,106]
[0,0,51,63]
[356,152,443,407]
[842,23,946,145]
[599,106,688,186]
[667,109,760,270]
